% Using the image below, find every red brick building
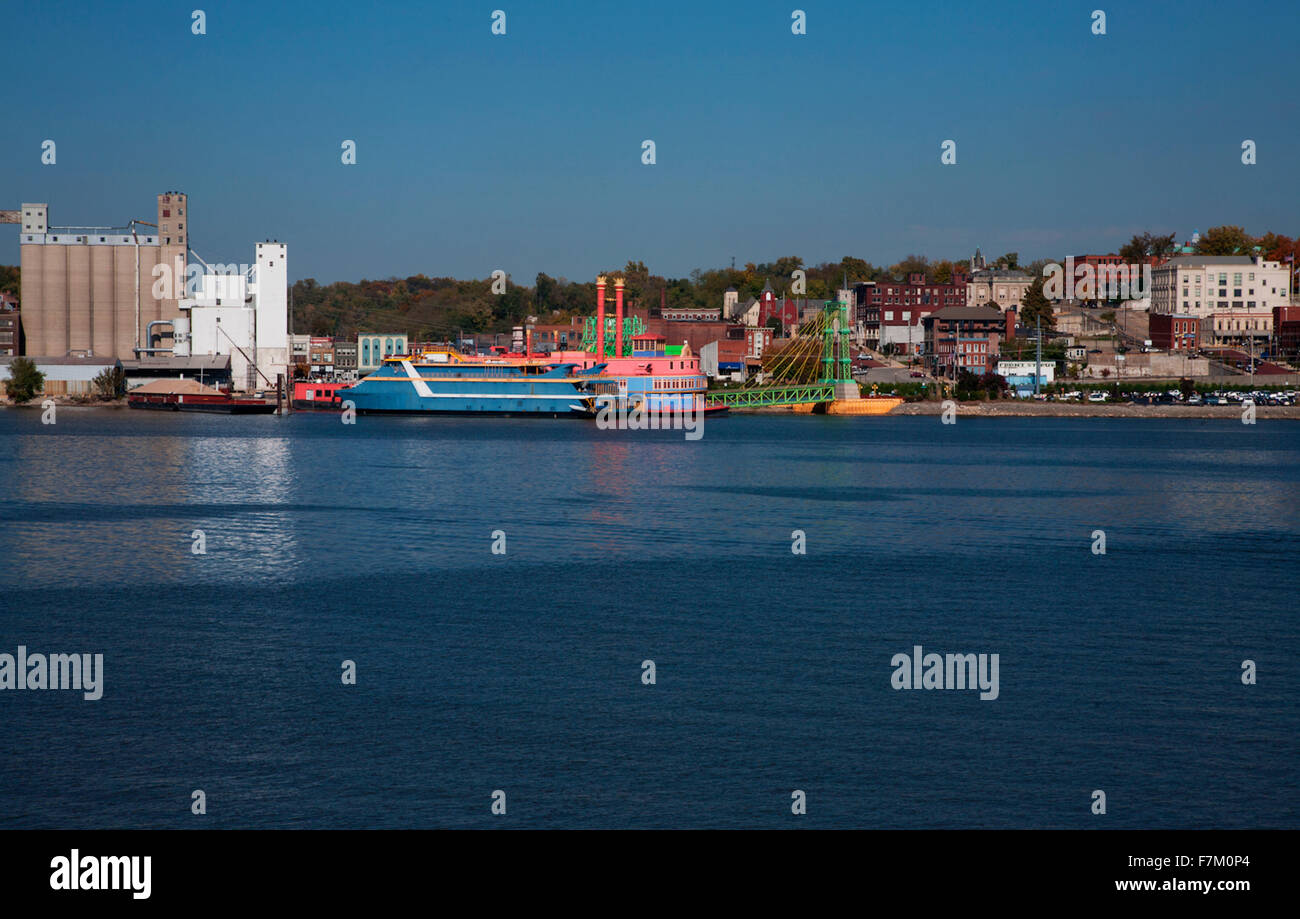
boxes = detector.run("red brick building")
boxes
[1148,313,1200,351]
[922,306,1008,375]
[854,273,967,352]
[1274,306,1300,358]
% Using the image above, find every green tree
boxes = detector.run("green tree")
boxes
[890,254,930,278]
[1018,274,1055,332]
[5,357,43,403]
[1197,226,1255,256]
[955,368,981,400]
[839,256,873,283]
[92,365,126,400]
[1119,231,1177,261]
[1149,232,1178,259]
[535,272,556,311]
[0,265,18,297]
[930,260,958,284]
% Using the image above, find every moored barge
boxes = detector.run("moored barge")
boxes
[127,379,276,414]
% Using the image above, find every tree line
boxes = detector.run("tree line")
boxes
[2,224,1295,341]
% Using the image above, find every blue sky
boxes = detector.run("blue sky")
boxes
[4,0,1298,284]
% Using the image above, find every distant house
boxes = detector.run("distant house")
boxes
[733,297,760,326]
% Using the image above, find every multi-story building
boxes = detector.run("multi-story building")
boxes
[922,306,1010,376]
[854,273,967,355]
[0,296,20,356]
[967,269,1031,311]
[15,193,188,359]
[309,336,335,374]
[1200,311,1272,348]
[357,332,408,373]
[333,340,358,379]
[289,333,311,368]
[1148,313,1200,351]
[1274,306,1300,358]
[1150,255,1290,318]
[169,241,290,391]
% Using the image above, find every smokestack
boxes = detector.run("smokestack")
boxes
[596,275,607,361]
[1006,307,1016,341]
[615,277,625,358]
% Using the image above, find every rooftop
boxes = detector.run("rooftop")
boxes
[927,306,1005,321]
[1163,255,1258,266]
[120,355,231,371]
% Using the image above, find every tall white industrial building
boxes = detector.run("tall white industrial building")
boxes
[178,242,290,391]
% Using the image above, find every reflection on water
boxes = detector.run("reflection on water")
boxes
[2,411,1300,588]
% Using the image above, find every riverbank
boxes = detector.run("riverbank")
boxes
[0,398,128,409]
[892,400,1300,418]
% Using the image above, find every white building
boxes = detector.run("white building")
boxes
[997,359,1055,385]
[1151,255,1289,318]
[176,242,290,391]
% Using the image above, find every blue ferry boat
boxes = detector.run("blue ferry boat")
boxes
[338,350,598,416]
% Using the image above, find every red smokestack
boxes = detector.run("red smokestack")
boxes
[614,277,625,358]
[596,275,607,362]
[1006,307,1016,341]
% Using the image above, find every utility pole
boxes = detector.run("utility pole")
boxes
[1035,315,1042,396]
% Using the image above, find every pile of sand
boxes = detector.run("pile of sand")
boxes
[129,379,226,396]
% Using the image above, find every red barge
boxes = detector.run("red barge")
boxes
[127,379,276,414]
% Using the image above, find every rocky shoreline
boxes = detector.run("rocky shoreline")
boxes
[891,400,1300,418]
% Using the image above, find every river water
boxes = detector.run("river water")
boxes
[1,408,1296,827]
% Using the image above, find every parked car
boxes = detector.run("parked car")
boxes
[1087,391,1109,403]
